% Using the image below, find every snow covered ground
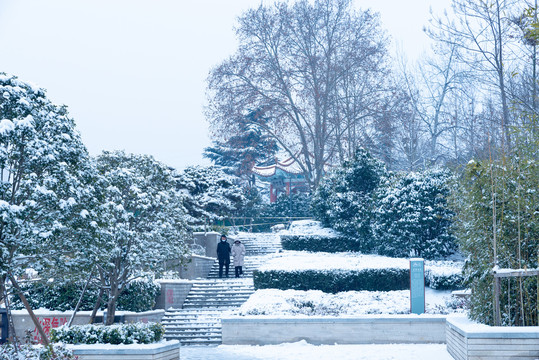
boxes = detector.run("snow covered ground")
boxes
[180,341,453,360]
[238,287,458,316]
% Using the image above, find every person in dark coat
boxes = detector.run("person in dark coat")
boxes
[216,234,231,278]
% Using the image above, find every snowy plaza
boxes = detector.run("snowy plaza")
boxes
[1,0,539,359]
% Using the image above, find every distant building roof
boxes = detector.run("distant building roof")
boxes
[252,156,304,178]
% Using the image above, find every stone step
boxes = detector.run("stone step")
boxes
[185,292,253,297]
[182,303,243,308]
[166,329,221,336]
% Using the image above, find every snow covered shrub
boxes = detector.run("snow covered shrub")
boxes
[11,278,160,312]
[424,271,463,290]
[239,289,456,316]
[10,279,99,311]
[50,322,164,345]
[311,149,387,251]
[253,268,409,293]
[279,220,354,252]
[0,343,76,360]
[452,157,538,326]
[116,279,160,312]
[262,192,312,219]
[374,168,457,260]
[280,234,358,252]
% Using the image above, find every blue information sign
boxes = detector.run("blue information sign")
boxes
[410,258,425,314]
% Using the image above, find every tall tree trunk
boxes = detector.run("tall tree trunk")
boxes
[8,273,50,346]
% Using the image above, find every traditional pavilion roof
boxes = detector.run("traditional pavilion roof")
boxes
[252,155,304,179]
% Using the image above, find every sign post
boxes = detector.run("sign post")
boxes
[410,258,425,314]
[0,308,7,344]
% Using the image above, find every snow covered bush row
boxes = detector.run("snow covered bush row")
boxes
[11,278,160,312]
[254,268,409,293]
[280,234,358,252]
[254,252,463,292]
[0,343,75,360]
[238,289,459,316]
[424,269,463,290]
[50,322,164,345]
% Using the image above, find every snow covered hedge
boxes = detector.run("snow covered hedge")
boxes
[50,322,165,345]
[254,252,463,292]
[0,343,75,360]
[11,278,160,312]
[279,220,356,252]
[254,268,409,293]
[280,234,357,252]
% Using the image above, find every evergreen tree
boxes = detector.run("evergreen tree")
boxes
[204,110,278,185]
[311,148,387,251]
[374,168,457,259]
[176,165,246,227]
[92,151,190,324]
[0,73,90,291]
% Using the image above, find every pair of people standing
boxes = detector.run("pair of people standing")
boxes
[216,234,246,278]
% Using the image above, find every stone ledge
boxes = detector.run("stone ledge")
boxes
[222,315,447,345]
[68,340,180,360]
[446,314,539,360]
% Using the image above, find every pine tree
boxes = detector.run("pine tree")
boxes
[176,165,246,227]
[204,110,277,186]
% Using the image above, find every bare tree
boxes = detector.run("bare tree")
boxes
[427,0,519,150]
[206,0,390,188]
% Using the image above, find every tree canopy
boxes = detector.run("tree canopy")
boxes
[207,0,390,188]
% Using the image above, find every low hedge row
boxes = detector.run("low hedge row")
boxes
[280,234,360,253]
[425,271,463,290]
[253,268,409,293]
[11,278,160,312]
[50,322,165,345]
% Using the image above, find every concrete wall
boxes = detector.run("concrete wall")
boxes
[222,315,447,345]
[10,310,165,344]
[179,255,215,279]
[193,232,221,258]
[446,315,539,360]
[155,280,193,310]
[69,340,180,360]
[124,310,164,324]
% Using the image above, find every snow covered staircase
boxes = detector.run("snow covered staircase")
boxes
[162,279,254,345]
[162,309,223,345]
[235,232,282,255]
[162,233,282,346]
[182,279,255,308]
[207,256,265,278]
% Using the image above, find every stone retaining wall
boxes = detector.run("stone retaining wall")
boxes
[179,255,215,279]
[222,315,447,345]
[155,280,193,310]
[446,315,539,360]
[10,309,165,344]
[193,232,221,258]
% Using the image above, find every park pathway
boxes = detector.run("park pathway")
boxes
[162,233,281,345]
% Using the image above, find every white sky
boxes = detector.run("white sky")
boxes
[0,0,450,171]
